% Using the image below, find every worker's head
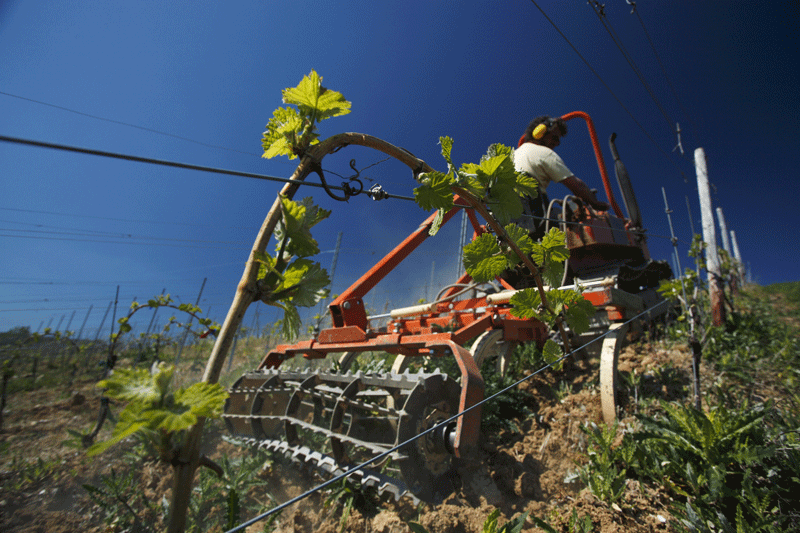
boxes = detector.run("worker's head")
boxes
[520,116,568,149]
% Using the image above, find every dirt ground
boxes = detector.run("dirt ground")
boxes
[0,337,718,533]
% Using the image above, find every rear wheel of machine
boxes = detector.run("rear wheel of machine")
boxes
[599,322,629,424]
[470,329,515,377]
[396,373,461,503]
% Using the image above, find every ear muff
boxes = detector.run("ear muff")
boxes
[533,123,548,139]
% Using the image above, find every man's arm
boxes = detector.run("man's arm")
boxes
[561,176,610,211]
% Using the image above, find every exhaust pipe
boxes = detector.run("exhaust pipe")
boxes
[609,133,643,228]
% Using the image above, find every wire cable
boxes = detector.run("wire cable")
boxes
[588,1,674,130]
[632,9,699,147]
[0,135,417,202]
[226,298,671,532]
[0,90,265,158]
[526,0,692,183]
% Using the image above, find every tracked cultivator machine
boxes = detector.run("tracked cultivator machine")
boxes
[223,112,672,503]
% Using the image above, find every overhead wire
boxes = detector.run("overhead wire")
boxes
[588,1,674,130]
[0,206,256,230]
[0,90,265,158]
[0,90,407,185]
[526,0,692,183]
[631,8,699,147]
[0,135,417,202]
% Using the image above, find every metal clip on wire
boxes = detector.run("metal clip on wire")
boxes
[367,183,389,201]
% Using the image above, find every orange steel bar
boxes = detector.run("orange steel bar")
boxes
[330,195,482,329]
[560,111,625,219]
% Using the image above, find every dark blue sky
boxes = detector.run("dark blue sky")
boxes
[1,1,798,335]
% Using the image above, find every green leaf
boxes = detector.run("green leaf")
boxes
[482,143,513,159]
[254,251,279,282]
[277,196,331,257]
[150,408,197,434]
[429,208,446,237]
[176,382,228,418]
[463,233,506,283]
[482,508,500,533]
[540,228,569,262]
[503,223,535,268]
[153,364,176,399]
[271,301,302,342]
[509,288,547,321]
[261,106,304,159]
[282,70,351,122]
[499,511,530,533]
[486,179,523,226]
[513,172,540,200]
[87,415,148,457]
[440,136,454,168]
[563,295,595,336]
[407,523,430,533]
[542,339,563,370]
[413,171,454,212]
[275,259,330,307]
[98,367,160,404]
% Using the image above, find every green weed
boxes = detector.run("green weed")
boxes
[83,468,164,533]
[578,421,629,504]
[5,455,60,491]
[322,477,379,533]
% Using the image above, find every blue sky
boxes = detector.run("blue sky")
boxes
[1,1,798,336]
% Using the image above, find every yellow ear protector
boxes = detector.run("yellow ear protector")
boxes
[532,118,567,140]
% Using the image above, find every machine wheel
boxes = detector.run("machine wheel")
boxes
[599,322,629,424]
[396,373,461,503]
[469,329,515,377]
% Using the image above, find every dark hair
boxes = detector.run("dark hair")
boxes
[521,116,568,145]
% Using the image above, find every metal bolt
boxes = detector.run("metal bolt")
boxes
[343,301,351,310]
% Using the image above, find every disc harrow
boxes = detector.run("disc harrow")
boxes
[223,368,464,503]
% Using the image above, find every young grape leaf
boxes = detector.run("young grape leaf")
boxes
[503,223,535,268]
[414,171,455,212]
[540,228,569,263]
[98,367,163,404]
[541,260,565,288]
[482,143,513,159]
[282,70,351,122]
[271,301,302,342]
[563,295,595,336]
[175,382,228,419]
[262,107,303,159]
[463,233,506,283]
[487,179,523,226]
[542,339,563,371]
[429,208,446,237]
[278,196,330,257]
[513,172,540,200]
[440,136,454,168]
[276,259,330,307]
[509,288,545,320]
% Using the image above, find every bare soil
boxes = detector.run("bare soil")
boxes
[0,337,739,532]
